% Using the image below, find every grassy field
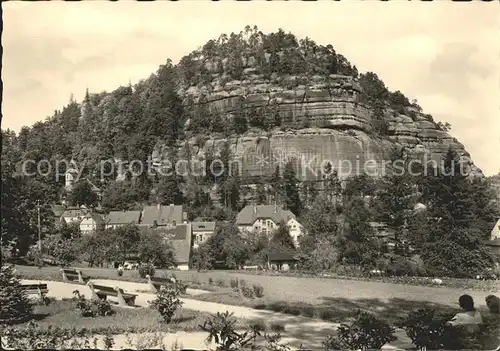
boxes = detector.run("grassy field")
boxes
[15,264,500,325]
[14,299,254,335]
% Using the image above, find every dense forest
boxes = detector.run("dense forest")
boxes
[2,26,498,277]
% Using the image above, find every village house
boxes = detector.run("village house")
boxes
[105,210,142,229]
[64,162,102,202]
[192,221,216,249]
[51,204,67,224]
[60,206,90,224]
[235,204,304,247]
[155,223,192,270]
[491,219,500,241]
[140,204,187,228]
[487,219,500,264]
[80,212,105,234]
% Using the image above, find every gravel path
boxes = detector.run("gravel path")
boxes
[21,279,413,350]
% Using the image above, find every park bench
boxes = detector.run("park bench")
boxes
[146,274,176,293]
[60,268,90,284]
[87,281,137,307]
[20,283,48,299]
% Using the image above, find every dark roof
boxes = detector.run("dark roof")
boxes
[267,249,298,262]
[82,212,105,225]
[157,224,192,264]
[141,205,183,226]
[486,238,500,247]
[62,208,89,218]
[236,205,296,225]
[192,221,216,232]
[52,204,66,217]
[106,211,141,225]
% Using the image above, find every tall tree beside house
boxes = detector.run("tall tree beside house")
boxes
[337,196,378,266]
[298,194,339,271]
[108,224,141,265]
[202,222,252,269]
[283,161,302,216]
[322,163,342,205]
[138,229,176,268]
[419,148,496,276]
[270,221,296,251]
[377,149,420,254]
[68,181,99,208]
[271,165,284,205]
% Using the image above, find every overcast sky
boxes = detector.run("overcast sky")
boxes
[3,1,499,175]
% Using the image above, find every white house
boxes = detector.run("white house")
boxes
[235,204,304,247]
[492,219,500,240]
[80,213,105,235]
[287,217,305,247]
[192,222,216,249]
[61,206,90,224]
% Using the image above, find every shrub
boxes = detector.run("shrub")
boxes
[200,311,261,350]
[386,257,413,277]
[0,264,33,324]
[330,311,396,350]
[252,284,264,298]
[270,323,285,333]
[230,278,239,289]
[117,268,123,277]
[402,308,484,350]
[72,290,113,317]
[239,279,247,288]
[319,309,336,321]
[149,283,184,323]
[241,286,254,299]
[0,321,96,349]
[216,279,227,287]
[138,263,155,279]
[208,277,214,285]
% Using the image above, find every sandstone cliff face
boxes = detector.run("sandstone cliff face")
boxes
[153,69,481,180]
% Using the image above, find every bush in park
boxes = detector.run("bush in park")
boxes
[138,263,155,278]
[150,283,184,323]
[324,311,396,350]
[0,264,32,324]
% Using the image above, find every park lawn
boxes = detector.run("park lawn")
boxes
[18,299,252,335]
[15,265,219,292]
[14,265,499,325]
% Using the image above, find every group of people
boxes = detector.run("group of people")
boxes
[448,294,499,333]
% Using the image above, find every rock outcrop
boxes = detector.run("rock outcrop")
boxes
[152,71,481,180]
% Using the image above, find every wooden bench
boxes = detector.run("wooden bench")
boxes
[87,282,137,307]
[146,274,176,293]
[20,283,48,299]
[60,268,90,284]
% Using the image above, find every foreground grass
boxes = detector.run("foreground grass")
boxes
[16,300,253,335]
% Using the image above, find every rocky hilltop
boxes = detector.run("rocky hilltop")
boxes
[151,29,481,180]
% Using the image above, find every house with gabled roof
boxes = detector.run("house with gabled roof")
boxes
[80,212,105,234]
[192,221,216,248]
[155,223,192,270]
[491,219,500,241]
[140,204,186,228]
[61,206,90,224]
[236,204,304,247]
[105,210,142,229]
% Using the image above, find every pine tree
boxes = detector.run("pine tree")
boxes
[270,221,296,251]
[0,264,33,323]
[283,161,302,216]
